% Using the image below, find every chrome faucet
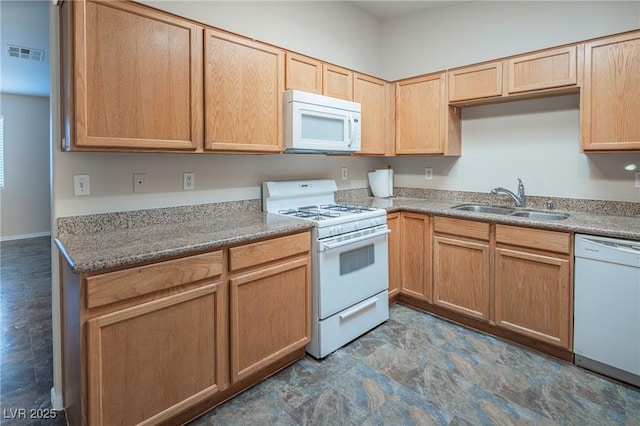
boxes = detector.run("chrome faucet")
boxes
[491,178,526,207]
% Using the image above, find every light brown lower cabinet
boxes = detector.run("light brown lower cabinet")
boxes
[87,284,227,426]
[59,231,311,426]
[393,213,574,358]
[494,225,572,349]
[399,212,432,302]
[229,257,311,382]
[433,217,491,321]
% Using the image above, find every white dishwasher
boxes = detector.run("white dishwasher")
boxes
[574,234,640,387]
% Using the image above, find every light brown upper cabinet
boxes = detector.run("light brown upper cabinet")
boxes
[205,29,284,153]
[449,45,579,105]
[448,61,503,103]
[61,0,204,151]
[285,52,323,94]
[323,64,354,100]
[353,73,391,155]
[395,73,461,155]
[581,31,640,151]
[506,46,578,94]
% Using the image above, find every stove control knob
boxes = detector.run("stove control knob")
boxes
[354,221,360,229]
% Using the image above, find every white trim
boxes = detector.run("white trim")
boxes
[0,231,51,242]
[50,387,64,412]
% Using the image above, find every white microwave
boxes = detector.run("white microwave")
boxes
[283,90,361,154]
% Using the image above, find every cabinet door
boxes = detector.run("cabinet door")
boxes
[399,213,432,302]
[354,73,388,155]
[323,64,353,100]
[507,46,577,94]
[87,284,227,425]
[69,0,203,151]
[495,247,571,348]
[387,213,401,299]
[581,31,640,151]
[448,61,503,103]
[285,52,322,94]
[433,235,490,321]
[205,29,284,152]
[396,73,460,155]
[230,257,311,382]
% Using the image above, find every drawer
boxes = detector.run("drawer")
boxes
[229,232,311,271]
[496,225,571,254]
[434,216,490,241]
[310,291,388,359]
[86,251,223,309]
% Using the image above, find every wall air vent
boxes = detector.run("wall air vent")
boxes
[6,44,45,61]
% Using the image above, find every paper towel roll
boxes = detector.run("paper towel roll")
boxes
[368,169,393,198]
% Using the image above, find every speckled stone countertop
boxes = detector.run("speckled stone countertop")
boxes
[56,212,313,274]
[352,196,640,241]
[56,189,639,274]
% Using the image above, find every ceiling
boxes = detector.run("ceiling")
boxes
[0,0,50,98]
[350,1,471,19]
[0,1,467,98]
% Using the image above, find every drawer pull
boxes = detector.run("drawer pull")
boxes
[339,298,378,321]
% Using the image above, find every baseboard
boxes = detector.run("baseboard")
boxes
[0,231,51,242]
[50,387,64,411]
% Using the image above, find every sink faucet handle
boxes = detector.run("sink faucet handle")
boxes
[516,178,525,197]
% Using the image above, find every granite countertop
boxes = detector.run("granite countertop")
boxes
[352,197,640,241]
[56,212,313,274]
[56,194,639,275]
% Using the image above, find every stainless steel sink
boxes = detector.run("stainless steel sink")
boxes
[509,211,569,220]
[451,204,514,215]
[451,204,569,221]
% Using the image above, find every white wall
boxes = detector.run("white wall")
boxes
[143,0,383,77]
[389,94,640,201]
[0,94,51,239]
[380,1,640,80]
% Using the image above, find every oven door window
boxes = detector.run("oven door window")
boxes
[340,244,374,275]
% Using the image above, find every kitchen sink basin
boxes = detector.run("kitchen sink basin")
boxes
[509,211,569,220]
[451,204,570,221]
[451,204,514,215]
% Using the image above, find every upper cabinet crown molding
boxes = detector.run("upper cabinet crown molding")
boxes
[581,31,640,152]
[62,0,204,151]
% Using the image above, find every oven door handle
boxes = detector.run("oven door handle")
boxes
[320,228,390,252]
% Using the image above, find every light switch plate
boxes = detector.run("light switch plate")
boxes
[636,172,640,188]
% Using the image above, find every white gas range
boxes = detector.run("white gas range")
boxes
[263,180,390,358]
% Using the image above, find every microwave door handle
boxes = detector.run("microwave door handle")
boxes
[347,115,354,147]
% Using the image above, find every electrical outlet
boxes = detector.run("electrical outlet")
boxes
[341,167,348,180]
[636,172,640,188]
[133,173,146,193]
[183,172,195,190]
[425,167,433,180]
[73,174,90,196]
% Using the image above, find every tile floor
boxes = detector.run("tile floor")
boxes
[1,237,639,425]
